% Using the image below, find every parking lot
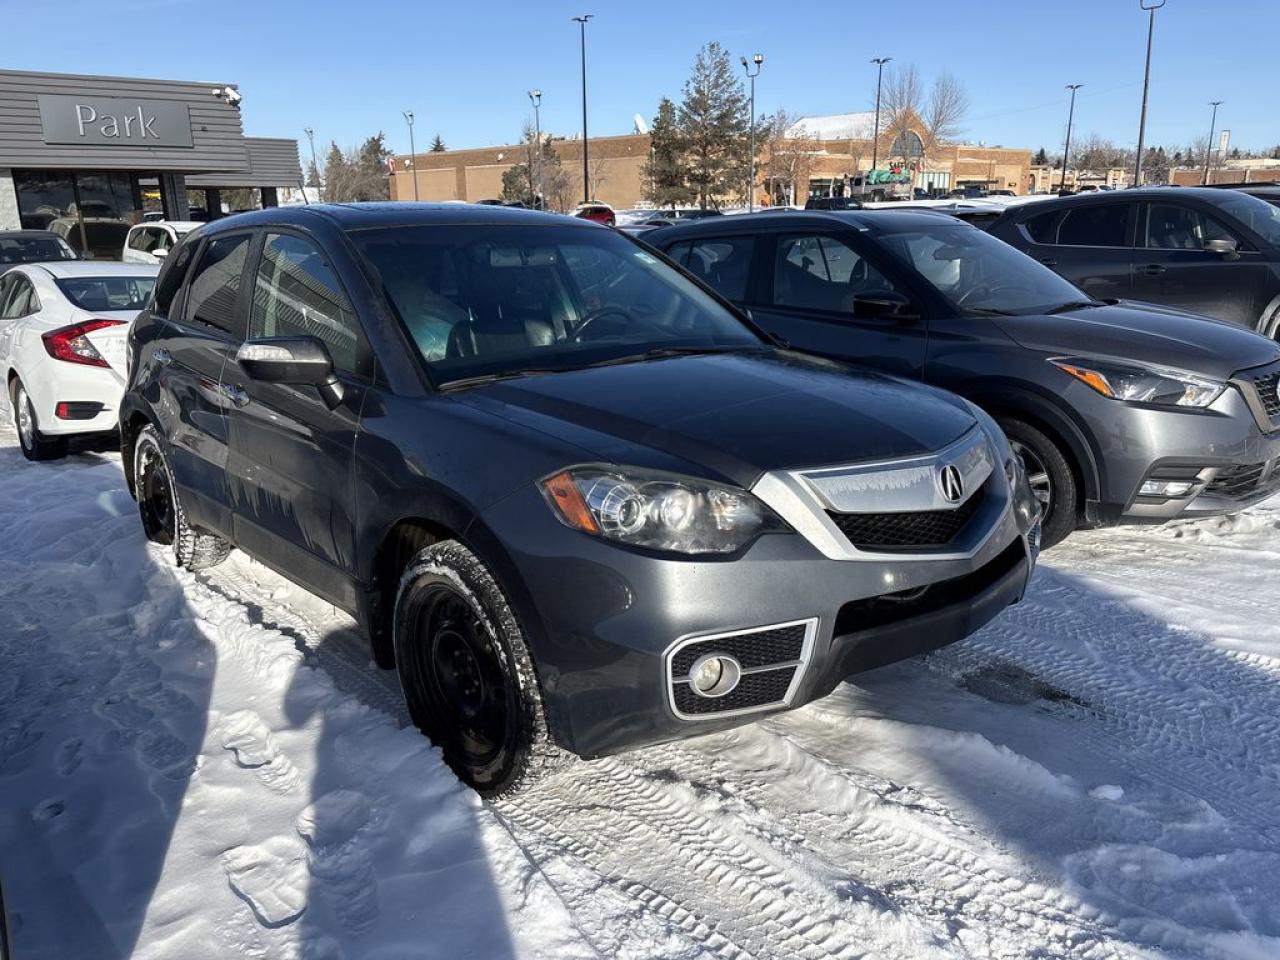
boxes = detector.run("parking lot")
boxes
[2,423,1277,959]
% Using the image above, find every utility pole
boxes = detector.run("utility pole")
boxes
[1133,0,1167,187]
[870,57,891,172]
[1060,84,1083,193]
[402,110,418,201]
[528,89,542,208]
[572,14,593,205]
[740,53,763,212]
[1203,100,1223,185]
[303,126,319,193]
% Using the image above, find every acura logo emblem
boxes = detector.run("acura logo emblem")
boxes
[939,464,965,504]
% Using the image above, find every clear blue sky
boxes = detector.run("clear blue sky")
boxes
[7,0,1276,158]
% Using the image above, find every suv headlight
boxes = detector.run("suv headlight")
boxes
[540,465,787,555]
[1050,356,1225,408]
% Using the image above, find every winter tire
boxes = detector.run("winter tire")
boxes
[999,417,1077,549]
[133,425,232,570]
[393,539,570,797]
[11,379,66,461]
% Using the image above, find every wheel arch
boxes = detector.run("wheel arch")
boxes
[119,399,160,499]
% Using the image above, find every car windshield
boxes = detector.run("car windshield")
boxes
[353,223,762,386]
[1211,191,1280,245]
[876,220,1086,314]
[0,234,77,264]
[56,276,156,312]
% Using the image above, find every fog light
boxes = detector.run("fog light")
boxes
[689,654,742,698]
[1140,480,1195,498]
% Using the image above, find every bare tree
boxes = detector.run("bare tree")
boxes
[762,110,818,205]
[877,65,969,170]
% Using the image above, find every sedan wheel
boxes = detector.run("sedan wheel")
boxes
[11,380,66,461]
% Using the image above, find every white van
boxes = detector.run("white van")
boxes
[122,221,200,264]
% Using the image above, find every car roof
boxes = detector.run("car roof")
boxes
[28,261,161,279]
[195,201,586,234]
[133,220,203,231]
[646,208,967,243]
[0,230,69,239]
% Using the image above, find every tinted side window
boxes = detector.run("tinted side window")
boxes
[773,234,897,313]
[153,241,195,317]
[1021,209,1062,243]
[1145,203,1237,250]
[0,275,35,319]
[251,233,373,380]
[127,229,149,252]
[664,241,692,267]
[685,236,753,300]
[1056,204,1131,247]
[184,234,249,336]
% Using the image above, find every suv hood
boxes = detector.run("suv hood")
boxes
[455,351,978,488]
[994,301,1280,379]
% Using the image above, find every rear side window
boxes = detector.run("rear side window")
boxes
[1144,203,1237,250]
[184,234,250,337]
[1056,203,1131,247]
[664,241,692,267]
[153,241,195,316]
[250,233,373,380]
[1021,210,1062,243]
[773,234,896,313]
[684,236,754,301]
[0,274,36,319]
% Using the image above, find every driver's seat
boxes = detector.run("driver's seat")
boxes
[445,312,556,358]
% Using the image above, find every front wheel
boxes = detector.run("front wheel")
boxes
[393,540,569,797]
[133,425,232,570]
[11,380,66,462]
[999,417,1078,549]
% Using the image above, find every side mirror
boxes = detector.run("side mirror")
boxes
[851,290,916,321]
[1204,237,1239,258]
[153,247,169,259]
[236,336,345,407]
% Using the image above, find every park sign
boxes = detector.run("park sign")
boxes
[38,95,194,148]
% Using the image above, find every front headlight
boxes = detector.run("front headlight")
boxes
[1050,356,1225,408]
[540,465,787,555]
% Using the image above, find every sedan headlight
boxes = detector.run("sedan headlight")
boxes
[540,465,787,554]
[1049,356,1225,408]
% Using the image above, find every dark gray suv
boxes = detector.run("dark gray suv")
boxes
[647,210,1280,547]
[119,204,1040,796]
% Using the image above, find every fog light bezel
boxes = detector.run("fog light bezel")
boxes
[688,653,743,699]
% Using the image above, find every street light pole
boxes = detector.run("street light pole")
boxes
[572,14,593,206]
[1133,0,1166,187]
[402,110,418,201]
[1060,84,1083,193]
[870,57,891,172]
[740,53,763,212]
[528,89,542,208]
[1203,100,1223,185]
[303,126,318,192]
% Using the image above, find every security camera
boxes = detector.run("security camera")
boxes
[211,86,242,107]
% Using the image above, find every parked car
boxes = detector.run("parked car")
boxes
[805,195,863,211]
[1,262,157,459]
[647,210,1280,547]
[987,187,1280,338]
[123,221,201,265]
[1205,181,1280,208]
[0,230,80,273]
[573,202,616,226]
[120,203,1041,795]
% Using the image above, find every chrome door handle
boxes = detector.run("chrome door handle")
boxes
[221,383,250,407]
[154,347,173,365]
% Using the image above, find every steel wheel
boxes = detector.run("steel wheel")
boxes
[135,435,176,546]
[1011,439,1052,515]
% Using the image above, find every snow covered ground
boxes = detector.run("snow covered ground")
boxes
[1,423,1278,960]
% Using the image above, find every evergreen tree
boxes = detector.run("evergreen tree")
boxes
[676,42,752,209]
[323,134,393,202]
[430,133,447,153]
[305,161,322,188]
[1033,147,1049,166]
[641,98,689,207]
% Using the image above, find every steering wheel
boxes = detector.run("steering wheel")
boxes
[572,306,632,342]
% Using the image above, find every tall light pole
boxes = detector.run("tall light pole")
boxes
[870,57,891,172]
[528,89,542,208]
[741,53,763,212]
[402,110,418,201]
[1060,84,1083,193]
[303,126,318,192]
[1202,100,1223,185]
[1133,0,1167,187]
[572,14,593,205]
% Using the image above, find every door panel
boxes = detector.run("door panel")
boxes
[1132,201,1267,327]
[1026,201,1135,299]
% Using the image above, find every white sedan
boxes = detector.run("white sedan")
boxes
[0,262,158,460]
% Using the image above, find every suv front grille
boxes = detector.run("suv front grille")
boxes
[667,620,813,719]
[1204,460,1280,501]
[827,487,985,551]
[1253,371,1280,419]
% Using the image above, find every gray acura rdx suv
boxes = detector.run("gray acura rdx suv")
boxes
[120,204,1040,795]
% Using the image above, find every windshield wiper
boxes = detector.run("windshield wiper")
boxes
[962,307,1016,317]
[1044,299,1105,315]
[581,345,749,369]
[437,367,563,392]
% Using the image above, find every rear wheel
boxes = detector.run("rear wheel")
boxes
[11,380,66,461]
[393,540,569,797]
[998,417,1078,549]
[133,425,232,570]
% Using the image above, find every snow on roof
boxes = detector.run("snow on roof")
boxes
[785,111,877,141]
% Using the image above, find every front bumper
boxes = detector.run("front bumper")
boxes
[480,473,1040,758]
